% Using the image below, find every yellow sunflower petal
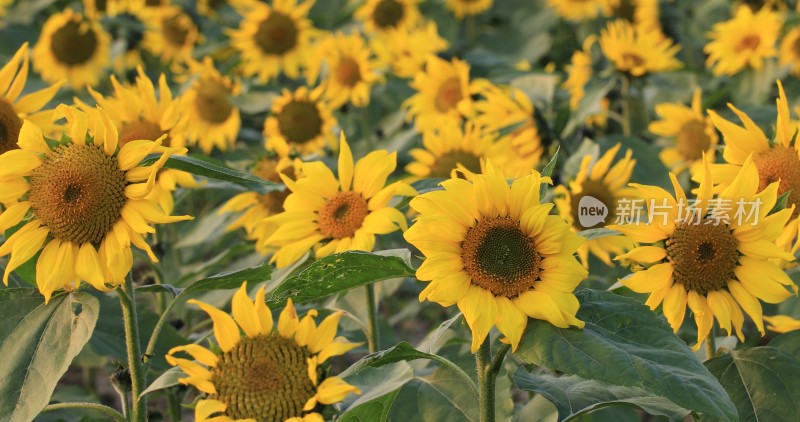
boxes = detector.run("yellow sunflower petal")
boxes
[187,299,241,352]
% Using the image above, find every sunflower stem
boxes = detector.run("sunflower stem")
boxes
[360,107,374,150]
[366,283,380,352]
[620,75,632,136]
[143,297,178,368]
[705,328,717,360]
[476,337,499,422]
[41,402,126,422]
[118,274,147,422]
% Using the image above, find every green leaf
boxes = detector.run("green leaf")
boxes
[141,367,185,397]
[515,289,737,421]
[340,342,474,391]
[540,147,559,199]
[339,389,401,422]
[771,191,791,214]
[179,261,273,298]
[0,289,99,421]
[266,250,415,308]
[705,347,800,422]
[512,368,691,421]
[136,284,182,298]
[577,228,622,241]
[768,330,800,360]
[140,154,278,193]
[388,365,479,422]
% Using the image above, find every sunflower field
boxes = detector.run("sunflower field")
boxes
[5,0,800,421]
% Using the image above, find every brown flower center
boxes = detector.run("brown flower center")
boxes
[277,101,323,145]
[211,334,317,422]
[0,100,22,154]
[621,52,645,69]
[254,12,298,55]
[613,0,635,22]
[427,150,482,178]
[28,143,127,244]
[194,80,233,124]
[253,159,296,215]
[373,0,404,28]
[118,119,165,147]
[162,15,189,47]
[318,191,368,239]
[666,220,738,295]
[754,145,800,218]
[676,120,711,162]
[737,35,761,52]
[335,58,362,87]
[461,216,542,298]
[570,179,617,229]
[50,19,98,66]
[435,77,464,113]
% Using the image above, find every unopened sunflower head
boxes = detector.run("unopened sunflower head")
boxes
[404,162,587,352]
[553,143,638,267]
[612,154,797,350]
[264,133,416,269]
[0,43,65,155]
[0,105,192,301]
[166,282,361,422]
[32,8,111,88]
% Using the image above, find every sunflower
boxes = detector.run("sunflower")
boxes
[166,282,361,422]
[0,105,192,301]
[599,20,681,77]
[649,89,718,176]
[553,143,637,267]
[307,32,383,109]
[32,8,111,89]
[445,0,493,18]
[764,315,800,333]
[0,0,12,17]
[563,37,595,110]
[264,134,415,268]
[700,81,800,217]
[219,156,302,255]
[704,6,782,76]
[197,0,227,18]
[779,27,800,75]
[140,5,200,64]
[611,155,797,349]
[371,20,449,79]
[404,164,587,352]
[175,58,242,154]
[546,0,612,21]
[404,55,477,133]
[355,0,421,33]
[467,81,544,176]
[76,67,200,214]
[228,0,320,82]
[609,0,661,29]
[264,86,337,158]
[405,122,517,180]
[0,44,64,156]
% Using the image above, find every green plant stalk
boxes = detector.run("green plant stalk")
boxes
[118,275,147,422]
[143,298,178,367]
[476,338,507,422]
[705,327,717,361]
[366,284,380,353]
[620,75,632,136]
[41,402,125,422]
